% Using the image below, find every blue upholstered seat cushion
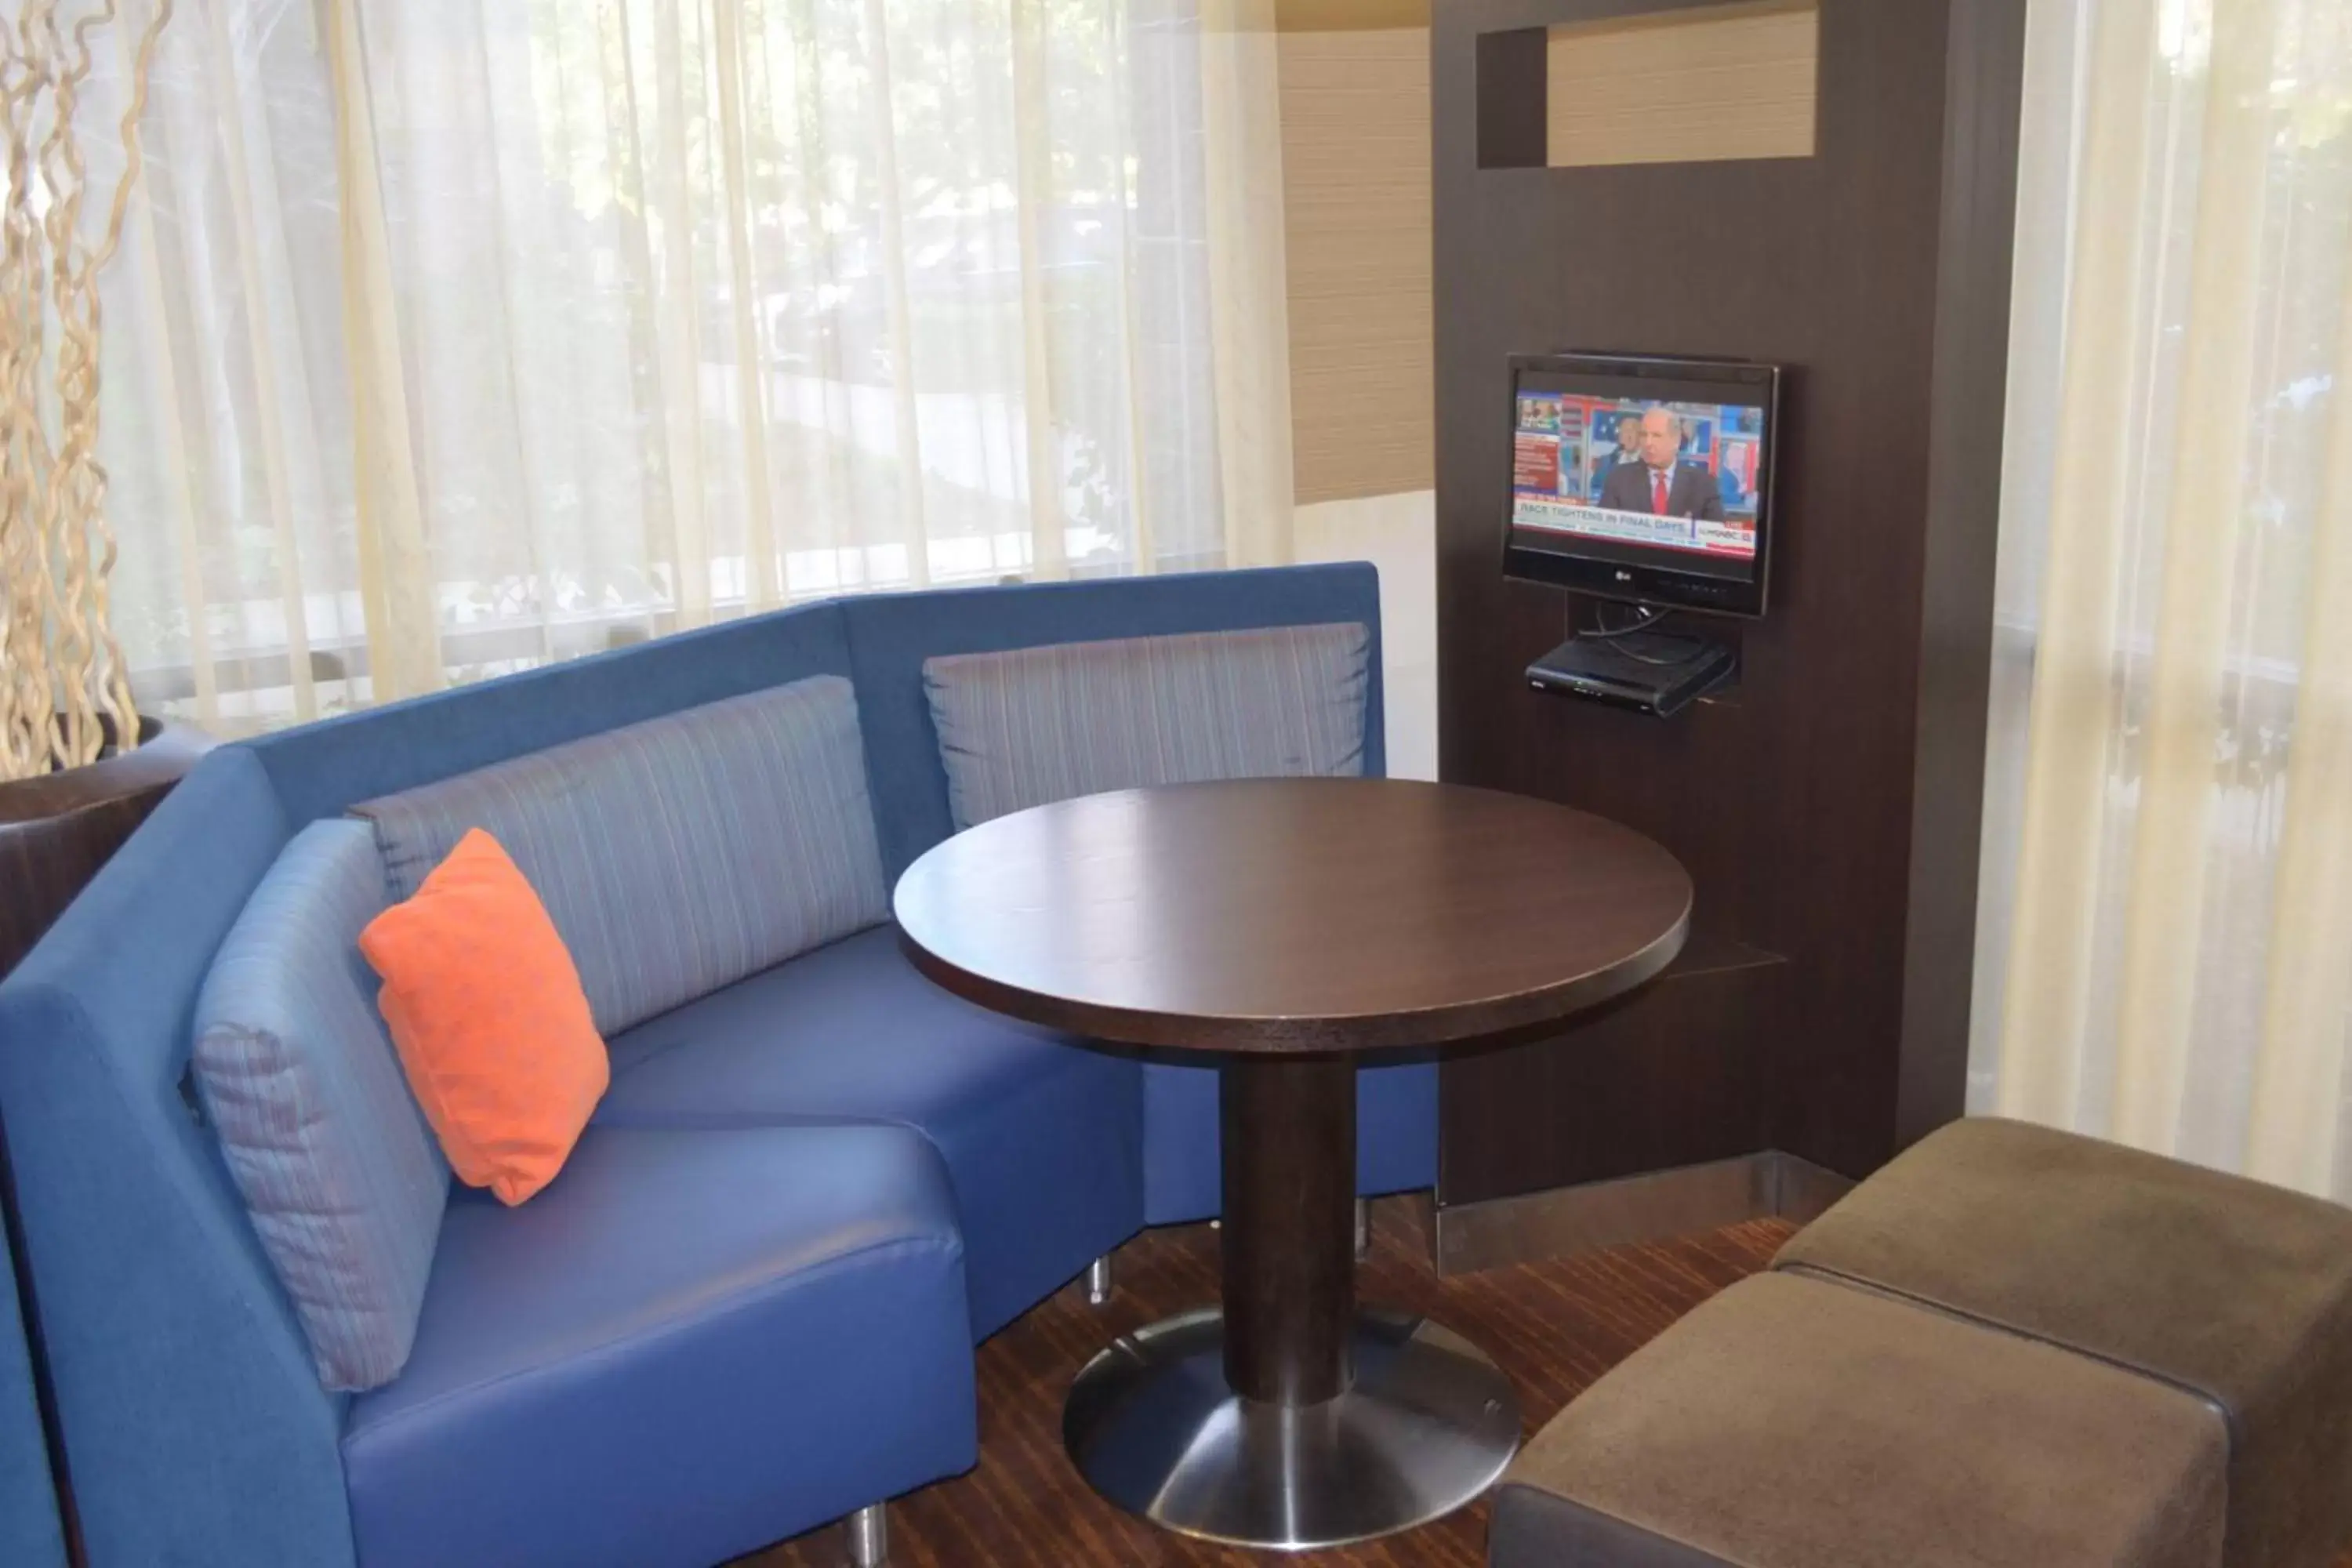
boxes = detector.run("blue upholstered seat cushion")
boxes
[351,673,888,1036]
[342,1123,977,1568]
[191,819,449,1392]
[596,927,1142,1338]
[920,622,1372,829]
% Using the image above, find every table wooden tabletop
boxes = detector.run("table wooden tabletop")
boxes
[893,777,1691,1054]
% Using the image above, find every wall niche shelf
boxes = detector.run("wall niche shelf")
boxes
[1475,0,1821,173]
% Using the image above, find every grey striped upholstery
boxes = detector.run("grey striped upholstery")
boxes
[922,622,1372,829]
[353,675,889,1036]
[192,819,448,1392]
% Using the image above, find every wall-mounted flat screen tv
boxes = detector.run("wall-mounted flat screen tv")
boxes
[1502,351,1780,619]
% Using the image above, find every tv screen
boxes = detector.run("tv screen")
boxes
[1502,352,1780,619]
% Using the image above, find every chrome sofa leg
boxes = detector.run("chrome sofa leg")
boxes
[1086,1252,1115,1306]
[845,1501,889,1567]
[1356,1196,1370,1259]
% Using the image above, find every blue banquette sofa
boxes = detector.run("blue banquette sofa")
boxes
[0,1234,60,1567]
[0,563,1436,1568]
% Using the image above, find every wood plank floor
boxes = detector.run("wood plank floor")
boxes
[740,1198,1790,1567]
[739,1199,2352,1568]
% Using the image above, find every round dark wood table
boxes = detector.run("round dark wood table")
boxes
[894,778,1691,1550]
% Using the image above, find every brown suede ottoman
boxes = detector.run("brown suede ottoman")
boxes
[1777,1118,2352,1568]
[1488,1271,2228,1567]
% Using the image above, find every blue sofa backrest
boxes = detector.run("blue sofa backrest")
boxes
[0,749,356,1564]
[247,601,857,826]
[238,562,1385,886]
[0,563,1383,1568]
[844,564,1387,877]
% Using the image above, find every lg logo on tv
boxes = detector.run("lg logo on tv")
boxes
[1614,570,1633,583]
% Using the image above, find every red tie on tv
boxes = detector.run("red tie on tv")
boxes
[1652,471,1668,516]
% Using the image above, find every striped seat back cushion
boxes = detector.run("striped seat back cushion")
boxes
[192,818,449,1392]
[353,673,889,1036]
[922,622,1372,829]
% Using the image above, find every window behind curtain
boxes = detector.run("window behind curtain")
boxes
[86,0,1283,735]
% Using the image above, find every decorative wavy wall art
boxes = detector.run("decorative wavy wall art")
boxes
[0,1,172,781]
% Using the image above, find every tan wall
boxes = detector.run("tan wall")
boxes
[1273,0,1428,27]
[1277,8,1433,505]
[1548,1,1817,169]
[1269,0,1817,503]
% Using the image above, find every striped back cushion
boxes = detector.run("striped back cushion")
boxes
[193,819,448,1392]
[923,622,1371,829]
[352,674,889,1036]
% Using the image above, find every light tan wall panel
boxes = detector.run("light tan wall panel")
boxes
[1275,0,1428,31]
[1279,26,1434,505]
[1547,0,1817,169]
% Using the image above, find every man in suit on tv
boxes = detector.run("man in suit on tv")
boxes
[1597,405,1726,521]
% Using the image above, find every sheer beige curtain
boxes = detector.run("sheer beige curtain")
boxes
[85,0,1291,734]
[1972,0,2352,1197]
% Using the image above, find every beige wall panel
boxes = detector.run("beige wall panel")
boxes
[1275,0,1429,31]
[1547,0,1817,169]
[1279,27,1434,505]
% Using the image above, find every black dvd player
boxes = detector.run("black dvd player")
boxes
[1526,632,1735,717]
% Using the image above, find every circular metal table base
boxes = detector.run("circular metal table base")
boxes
[1063,1306,1523,1552]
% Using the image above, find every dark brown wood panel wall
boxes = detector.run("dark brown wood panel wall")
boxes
[1434,0,2025,1200]
[1442,939,1789,1197]
[1896,0,2030,1152]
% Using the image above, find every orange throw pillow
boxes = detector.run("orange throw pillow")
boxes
[358,828,608,1205]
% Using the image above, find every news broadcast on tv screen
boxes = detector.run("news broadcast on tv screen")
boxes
[1508,379,1766,583]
